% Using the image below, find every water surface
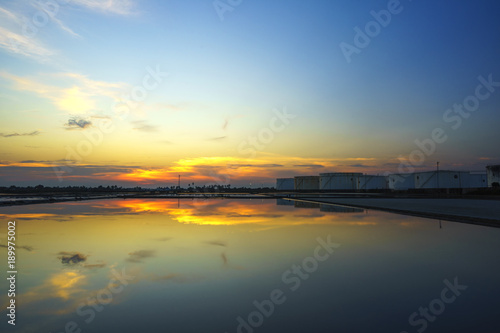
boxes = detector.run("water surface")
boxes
[1,198,499,333]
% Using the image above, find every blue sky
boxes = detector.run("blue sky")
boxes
[0,0,499,186]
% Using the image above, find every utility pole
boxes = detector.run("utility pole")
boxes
[178,175,180,190]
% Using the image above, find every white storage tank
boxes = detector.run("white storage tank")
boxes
[357,175,388,190]
[320,173,362,190]
[386,173,415,190]
[467,172,488,188]
[276,178,294,191]
[294,176,320,191]
[486,165,500,187]
[414,171,470,189]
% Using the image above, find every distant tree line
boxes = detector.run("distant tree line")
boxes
[0,184,275,194]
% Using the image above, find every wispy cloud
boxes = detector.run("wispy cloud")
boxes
[207,136,227,141]
[132,120,159,132]
[30,2,80,38]
[222,118,229,130]
[349,164,374,168]
[0,71,127,114]
[0,131,40,138]
[293,164,324,168]
[0,7,18,21]
[71,0,137,16]
[0,5,56,62]
[0,26,54,61]
[0,0,138,63]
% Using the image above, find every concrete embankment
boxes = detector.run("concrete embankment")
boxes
[285,197,500,227]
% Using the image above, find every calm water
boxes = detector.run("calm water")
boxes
[1,198,499,333]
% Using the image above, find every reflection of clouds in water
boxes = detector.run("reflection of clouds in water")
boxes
[152,237,172,242]
[148,273,202,283]
[204,240,227,247]
[220,251,244,270]
[221,252,228,265]
[0,244,34,251]
[126,250,155,263]
[49,271,87,300]
[293,213,326,218]
[3,270,89,315]
[7,266,139,319]
[83,262,107,269]
[57,251,106,269]
[203,240,244,270]
[225,212,284,219]
[58,251,87,265]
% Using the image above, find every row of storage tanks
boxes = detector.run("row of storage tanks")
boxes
[276,165,500,191]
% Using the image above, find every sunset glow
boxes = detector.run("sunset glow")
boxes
[1,1,498,187]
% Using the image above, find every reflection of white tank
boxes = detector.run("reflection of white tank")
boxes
[276,178,294,190]
[486,165,500,187]
[319,173,362,190]
[294,176,320,190]
[320,204,364,213]
[294,201,320,209]
[276,199,295,206]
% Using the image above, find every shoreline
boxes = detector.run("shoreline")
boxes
[280,196,500,228]
[1,193,499,228]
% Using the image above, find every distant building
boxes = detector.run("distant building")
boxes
[294,176,320,191]
[357,175,387,190]
[467,172,488,188]
[276,178,294,191]
[486,165,500,187]
[414,171,470,189]
[387,173,415,190]
[277,165,495,192]
[320,173,362,191]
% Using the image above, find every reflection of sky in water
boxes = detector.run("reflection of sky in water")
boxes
[1,199,499,333]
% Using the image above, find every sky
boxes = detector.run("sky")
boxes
[0,0,499,187]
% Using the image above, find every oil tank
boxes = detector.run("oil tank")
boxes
[467,172,488,188]
[486,165,500,187]
[414,171,470,189]
[319,173,362,190]
[386,173,415,190]
[276,178,294,190]
[357,175,387,190]
[294,176,320,191]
